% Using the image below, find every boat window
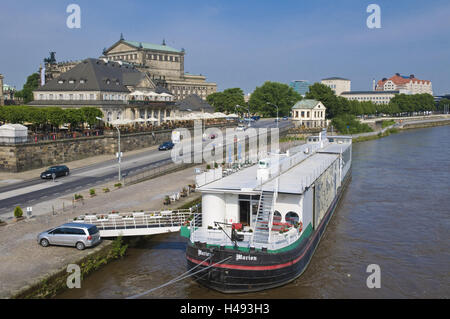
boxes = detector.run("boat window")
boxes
[273,211,282,222]
[285,212,299,226]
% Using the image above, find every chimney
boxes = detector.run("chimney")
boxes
[395,73,400,76]
[410,74,415,79]
[372,79,376,91]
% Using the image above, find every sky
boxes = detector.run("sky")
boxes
[1,0,449,95]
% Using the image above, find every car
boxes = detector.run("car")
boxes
[251,116,260,121]
[158,141,174,150]
[37,223,101,250]
[283,116,289,120]
[40,165,70,179]
[236,125,246,131]
[274,118,280,122]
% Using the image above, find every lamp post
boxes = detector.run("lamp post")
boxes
[266,102,279,128]
[97,117,121,181]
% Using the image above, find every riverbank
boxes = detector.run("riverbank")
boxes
[0,164,202,299]
[351,117,450,143]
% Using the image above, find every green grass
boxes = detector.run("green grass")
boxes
[381,119,396,128]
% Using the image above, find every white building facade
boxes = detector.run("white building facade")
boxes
[321,77,351,96]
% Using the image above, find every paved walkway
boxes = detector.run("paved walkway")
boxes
[0,164,200,298]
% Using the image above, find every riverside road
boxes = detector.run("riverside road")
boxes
[0,119,292,218]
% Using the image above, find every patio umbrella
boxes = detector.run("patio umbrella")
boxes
[146,117,159,122]
[133,118,146,123]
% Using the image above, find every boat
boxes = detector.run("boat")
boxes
[181,130,352,293]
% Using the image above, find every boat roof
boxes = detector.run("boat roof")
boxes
[197,141,350,195]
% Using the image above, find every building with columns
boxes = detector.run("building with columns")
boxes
[30,58,176,125]
[100,35,217,101]
[291,99,327,128]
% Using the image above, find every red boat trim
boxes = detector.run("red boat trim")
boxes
[188,178,347,271]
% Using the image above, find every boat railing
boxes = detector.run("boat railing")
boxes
[72,209,192,230]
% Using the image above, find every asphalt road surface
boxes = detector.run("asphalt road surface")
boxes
[0,119,292,217]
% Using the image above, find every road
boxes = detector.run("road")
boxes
[0,119,292,218]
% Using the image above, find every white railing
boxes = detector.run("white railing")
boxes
[195,167,223,187]
[72,209,195,230]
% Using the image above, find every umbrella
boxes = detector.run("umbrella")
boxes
[133,118,146,123]
[146,117,159,122]
[227,113,239,118]
[110,119,133,125]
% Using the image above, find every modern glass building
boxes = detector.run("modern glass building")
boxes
[290,80,311,96]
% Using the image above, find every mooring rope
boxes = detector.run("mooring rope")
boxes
[126,255,232,299]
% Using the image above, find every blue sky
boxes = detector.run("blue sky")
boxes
[1,0,449,95]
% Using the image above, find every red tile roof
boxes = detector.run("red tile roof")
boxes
[377,74,431,88]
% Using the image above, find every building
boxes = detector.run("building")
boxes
[291,99,327,128]
[174,94,215,114]
[100,35,217,101]
[290,80,311,96]
[0,74,3,106]
[341,90,399,104]
[30,58,176,124]
[321,77,351,96]
[376,73,433,95]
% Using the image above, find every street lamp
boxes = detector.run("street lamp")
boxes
[96,117,122,181]
[266,102,279,128]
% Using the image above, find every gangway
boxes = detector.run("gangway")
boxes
[72,208,197,237]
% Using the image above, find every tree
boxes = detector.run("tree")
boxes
[46,107,66,128]
[305,83,344,118]
[207,88,245,113]
[80,107,103,128]
[65,108,83,131]
[15,73,40,103]
[248,81,302,117]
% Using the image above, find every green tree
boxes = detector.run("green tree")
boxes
[15,73,40,103]
[331,114,373,134]
[305,83,344,118]
[207,88,245,114]
[46,107,66,128]
[80,107,103,128]
[248,81,302,117]
[438,98,450,112]
[65,108,84,131]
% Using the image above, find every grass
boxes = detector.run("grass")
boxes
[381,119,396,128]
[353,127,400,143]
[280,136,306,143]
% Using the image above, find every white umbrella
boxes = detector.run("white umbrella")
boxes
[146,117,159,122]
[133,118,146,123]
[213,112,227,118]
[227,113,239,118]
[110,119,133,125]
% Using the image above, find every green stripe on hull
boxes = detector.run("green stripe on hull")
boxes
[196,223,313,254]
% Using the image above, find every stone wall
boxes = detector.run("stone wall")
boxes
[0,124,234,172]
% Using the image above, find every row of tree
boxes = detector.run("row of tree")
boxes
[0,105,104,131]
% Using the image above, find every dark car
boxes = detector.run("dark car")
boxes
[158,141,174,151]
[251,115,260,121]
[283,116,289,120]
[40,165,70,179]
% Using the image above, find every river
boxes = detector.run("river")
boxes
[57,125,450,299]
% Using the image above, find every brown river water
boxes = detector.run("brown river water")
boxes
[57,125,450,299]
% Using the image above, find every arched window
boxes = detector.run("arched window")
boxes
[106,112,112,122]
[285,212,299,226]
[273,211,282,223]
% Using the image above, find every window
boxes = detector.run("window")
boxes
[285,212,299,225]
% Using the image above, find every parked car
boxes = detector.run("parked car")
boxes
[37,223,101,250]
[40,165,70,179]
[251,116,260,121]
[283,116,289,120]
[236,125,246,131]
[158,141,174,150]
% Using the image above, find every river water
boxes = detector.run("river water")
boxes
[57,125,450,299]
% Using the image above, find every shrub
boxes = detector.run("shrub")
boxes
[74,194,83,200]
[206,164,211,170]
[114,183,122,188]
[14,206,23,218]
[214,162,218,168]
[103,188,110,193]
[89,188,96,196]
